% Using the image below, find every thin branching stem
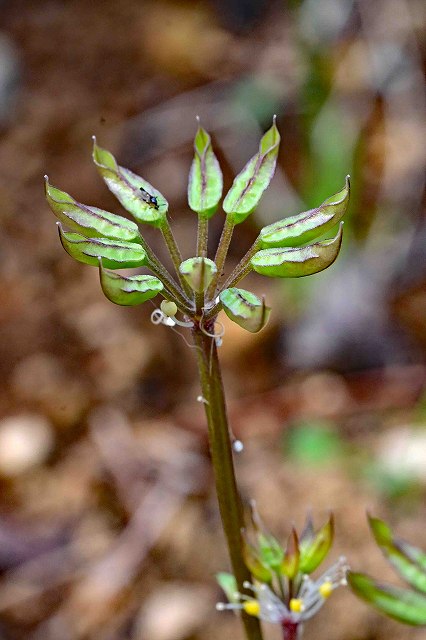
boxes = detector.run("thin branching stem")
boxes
[203,237,261,321]
[206,215,235,299]
[195,290,204,316]
[197,215,208,258]
[139,238,193,312]
[194,215,209,314]
[160,218,194,298]
[193,326,264,640]
[222,236,261,291]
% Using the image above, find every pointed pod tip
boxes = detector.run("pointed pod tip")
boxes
[91,135,97,142]
[44,174,49,182]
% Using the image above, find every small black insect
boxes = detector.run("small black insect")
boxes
[139,187,159,210]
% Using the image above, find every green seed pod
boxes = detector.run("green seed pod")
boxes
[188,120,223,218]
[242,532,273,583]
[58,223,147,269]
[92,137,168,227]
[99,260,163,306]
[160,300,178,317]
[347,572,426,626]
[259,176,350,249]
[368,515,426,594]
[219,288,271,333]
[251,224,343,278]
[299,514,334,574]
[257,531,284,572]
[223,116,280,224]
[45,176,141,243]
[179,257,217,293]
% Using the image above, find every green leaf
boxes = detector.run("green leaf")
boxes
[92,137,167,228]
[368,515,426,594]
[347,571,426,626]
[222,116,280,224]
[99,261,163,306]
[179,257,217,293]
[285,420,344,467]
[219,288,271,333]
[259,176,350,249]
[299,514,334,574]
[188,120,223,218]
[45,177,141,243]
[216,572,239,604]
[58,224,147,269]
[251,223,343,278]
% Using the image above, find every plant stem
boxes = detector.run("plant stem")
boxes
[282,622,301,640]
[197,215,208,257]
[192,326,264,640]
[222,236,261,292]
[139,237,193,312]
[160,218,193,297]
[195,291,204,316]
[203,237,261,322]
[194,217,208,314]
[147,258,191,313]
[206,215,235,299]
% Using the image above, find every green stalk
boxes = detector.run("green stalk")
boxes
[221,236,261,293]
[192,326,264,640]
[160,218,193,298]
[195,215,208,314]
[139,238,192,312]
[203,237,261,322]
[206,215,235,299]
[195,290,204,316]
[197,215,209,257]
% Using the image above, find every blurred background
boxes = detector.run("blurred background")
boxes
[0,1,425,638]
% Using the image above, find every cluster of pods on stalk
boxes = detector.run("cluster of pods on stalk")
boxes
[45,116,349,334]
[45,118,426,634]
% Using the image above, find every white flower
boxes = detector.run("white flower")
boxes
[216,557,348,625]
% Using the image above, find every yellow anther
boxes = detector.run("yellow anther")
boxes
[289,598,304,613]
[243,600,261,617]
[319,581,333,598]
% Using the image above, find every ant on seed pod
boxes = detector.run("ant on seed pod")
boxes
[139,186,159,210]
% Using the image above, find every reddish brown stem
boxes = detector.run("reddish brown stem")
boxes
[282,621,301,640]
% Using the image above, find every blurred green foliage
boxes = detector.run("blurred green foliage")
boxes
[283,419,345,466]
